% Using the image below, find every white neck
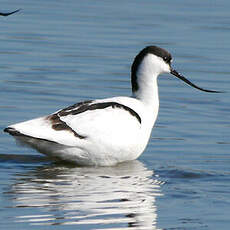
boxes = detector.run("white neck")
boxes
[132,54,160,108]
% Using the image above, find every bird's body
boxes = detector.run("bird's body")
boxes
[4,46,219,166]
[7,96,157,166]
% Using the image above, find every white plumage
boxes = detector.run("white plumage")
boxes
[4,46,219,166]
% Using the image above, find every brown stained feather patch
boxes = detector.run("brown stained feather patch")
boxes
[47,100,93,139]
[47,113,86,139]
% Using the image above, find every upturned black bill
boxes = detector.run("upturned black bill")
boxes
[170,69,221,93]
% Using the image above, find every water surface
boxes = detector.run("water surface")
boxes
[0,0,230,229]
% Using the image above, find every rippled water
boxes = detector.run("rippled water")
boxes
[2,160,162,229]
[1,0,230,229]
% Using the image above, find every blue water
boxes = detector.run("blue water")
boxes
[0,0,230,229]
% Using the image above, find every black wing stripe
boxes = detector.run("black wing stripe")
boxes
[57,101,141,124]
[59,100,93,114]
[47,101,141,137]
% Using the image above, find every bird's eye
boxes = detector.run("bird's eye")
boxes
[163,56,171,64]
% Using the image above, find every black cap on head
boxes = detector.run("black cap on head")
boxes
[131,46,172,92]
[145,46,172,64]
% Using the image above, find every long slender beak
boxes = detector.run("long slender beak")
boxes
[170,68,222,93]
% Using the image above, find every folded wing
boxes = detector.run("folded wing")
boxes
[7,100,142,147]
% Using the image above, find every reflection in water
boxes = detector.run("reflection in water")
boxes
[7,161,163,229]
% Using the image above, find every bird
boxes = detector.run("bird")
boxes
[0,9,20,17]
[4,46,220,166]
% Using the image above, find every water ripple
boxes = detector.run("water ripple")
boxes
[5,161,163,229]
[155,166,219,182]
